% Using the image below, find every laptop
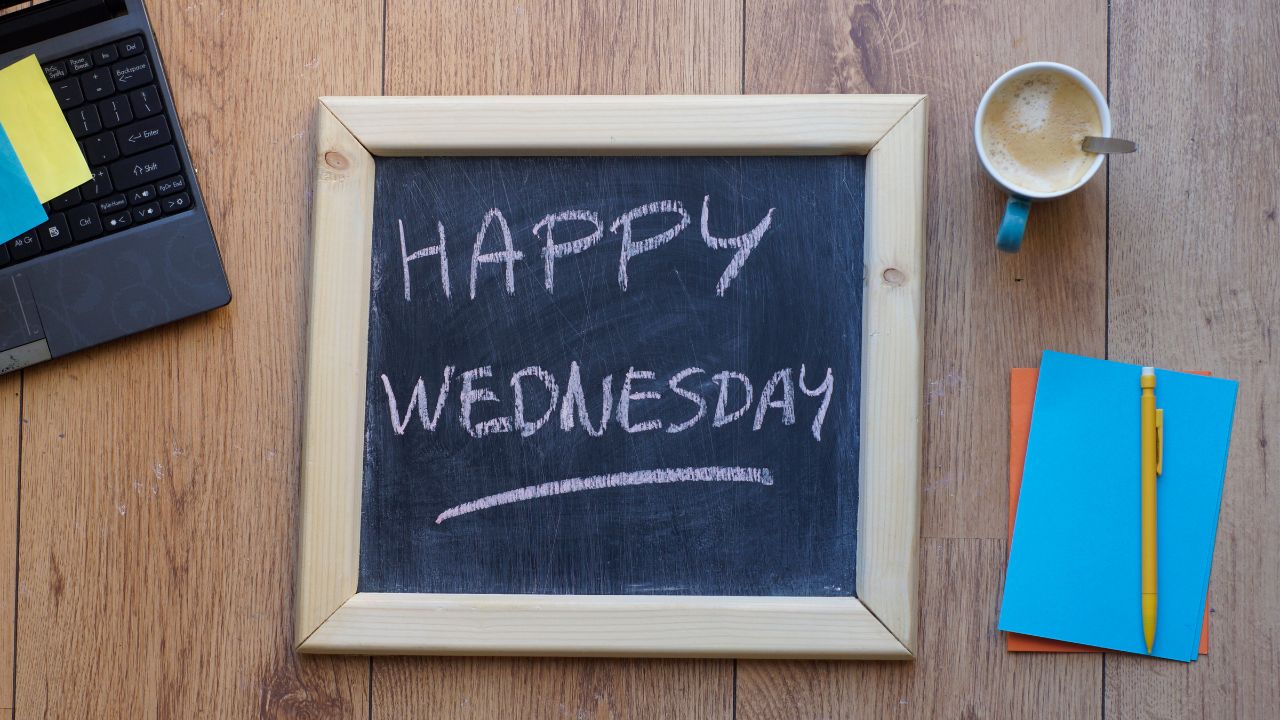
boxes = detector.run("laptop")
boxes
[0,0,230,374]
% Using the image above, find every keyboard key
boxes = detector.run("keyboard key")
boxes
[49,187,82,212]
[82,166,113,201]
[116,116,170,156]
[66,105,102,138]
[67,53,94,74]
[103,210,133,233]
[97,96,134,128]
[0,243,9,267]
[128,185,156,205]
[9,231,41,261]
[118,36,145,57]
[38,214,72,251]
[85,131,120,165]
[43,61,68,82]
[132,201,161,224]
[92,44,119,65]
[82,67,115,101]
[162,192,191,215]
[109,145,179,190]
[111,57,153,91]
[67,204,103,242]
[156,175,186,196]
[98,194,128,215]
[129,85,163,118]
[51,78,84,109]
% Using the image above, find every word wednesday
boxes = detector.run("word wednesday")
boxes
[396,195,775,299]
[381,363,835,442]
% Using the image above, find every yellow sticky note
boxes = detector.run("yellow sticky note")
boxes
[0,55,92,202]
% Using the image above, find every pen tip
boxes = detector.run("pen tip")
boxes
[1142,366,1155,376]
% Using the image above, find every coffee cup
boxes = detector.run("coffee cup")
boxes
[974,62,1111,253]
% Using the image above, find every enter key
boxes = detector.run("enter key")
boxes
[115,115,170,156]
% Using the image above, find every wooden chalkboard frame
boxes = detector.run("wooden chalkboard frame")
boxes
[296,95,927,659]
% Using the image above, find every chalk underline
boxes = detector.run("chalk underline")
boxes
[434,466,774,524]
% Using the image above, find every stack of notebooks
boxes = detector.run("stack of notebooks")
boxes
[999,351,1238,662]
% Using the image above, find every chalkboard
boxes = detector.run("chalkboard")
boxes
[358,154,865,597]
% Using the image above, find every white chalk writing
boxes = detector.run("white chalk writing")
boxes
[435,466,774,523]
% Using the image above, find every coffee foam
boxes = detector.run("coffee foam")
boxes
[981,71,1103,194]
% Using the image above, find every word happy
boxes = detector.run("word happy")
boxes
[396,195,775,300]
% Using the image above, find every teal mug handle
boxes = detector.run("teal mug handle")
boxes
[996,196,1031,253]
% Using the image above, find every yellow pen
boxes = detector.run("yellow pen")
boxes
[1140,367,1163,653]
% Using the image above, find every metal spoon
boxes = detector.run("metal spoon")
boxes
[1083,136,1138,154]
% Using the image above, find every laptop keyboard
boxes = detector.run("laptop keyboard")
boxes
[0,35,194,269]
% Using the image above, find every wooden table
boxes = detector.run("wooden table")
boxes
[2,1,1276,717]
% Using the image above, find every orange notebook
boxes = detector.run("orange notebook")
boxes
[1007,368,1210,654]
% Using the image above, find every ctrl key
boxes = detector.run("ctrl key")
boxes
[67,204,103,242]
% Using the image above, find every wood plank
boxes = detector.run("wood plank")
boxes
[747,0,1107,540]
[322,94,920,155]
[0,374,17,710]
[376,0,739,715]
[304,594,908,659]
[295,104,376,647]
[1104,0,1280,716]
[384,0,739,96]
[737,539,1102,719]
[10,1,381,716]
[858,100,928,651]
[373,656,730,720]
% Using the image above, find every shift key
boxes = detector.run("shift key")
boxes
[109,145,179,190]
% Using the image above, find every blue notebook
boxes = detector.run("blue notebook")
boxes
[999,351,1237,661]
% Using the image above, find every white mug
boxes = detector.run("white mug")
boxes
[974,61,1111,252]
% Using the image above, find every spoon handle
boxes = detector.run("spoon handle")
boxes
[1083,136,1138,154]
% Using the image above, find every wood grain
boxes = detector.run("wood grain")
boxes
[295,104,375,647]
[384,0,740,96]
[375,0,739,715]
[1104,0,1280,716]
[305,594,909,658]
[858,100,927,650]
[737,539,1102,719]
[10,1,381,716]
[373,656,731,720]
[0,374,17,711]
[322,94,919,155]
[747,0,1108,541]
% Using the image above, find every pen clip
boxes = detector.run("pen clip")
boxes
[1155,408,1164,475]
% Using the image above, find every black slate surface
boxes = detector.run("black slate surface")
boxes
[358,155,865,596]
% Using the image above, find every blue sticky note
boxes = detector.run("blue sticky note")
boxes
[0,121,46,244]
[999,351,1237,661]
